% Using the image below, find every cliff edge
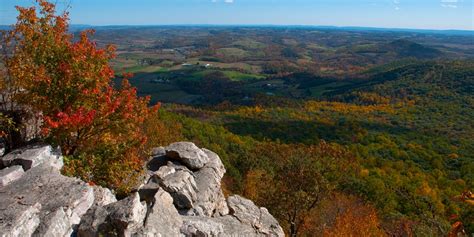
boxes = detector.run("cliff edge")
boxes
[0,142,284,237]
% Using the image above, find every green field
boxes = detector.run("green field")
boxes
[192,69,265,81]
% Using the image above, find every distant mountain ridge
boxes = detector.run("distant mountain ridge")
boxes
[384,39,443,59]
[2,24,472,35]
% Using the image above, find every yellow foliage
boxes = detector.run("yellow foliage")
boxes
[304,100,397,114]
[448,153,459,159]
[417,181,435,197]
[360,168,370,177]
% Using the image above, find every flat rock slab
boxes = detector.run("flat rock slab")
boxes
[0,165,24,188]
[1,145,63,171]
[165,142,209,170]
[0,164,94,236]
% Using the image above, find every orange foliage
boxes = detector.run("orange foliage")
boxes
[448,221,466,237]
[1,0,159,194]
[323,202,386,237]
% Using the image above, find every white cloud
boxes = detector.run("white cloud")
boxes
[212,0,234,3]
[440,0,462,8]
[441,4,458,8]
[392,0,401,11]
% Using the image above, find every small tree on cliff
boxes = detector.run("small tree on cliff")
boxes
[0,0,159,194]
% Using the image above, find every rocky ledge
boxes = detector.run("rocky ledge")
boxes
[0,142,284,237]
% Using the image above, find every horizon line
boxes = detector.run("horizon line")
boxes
[1,23,473,34]
[69,24,474,33]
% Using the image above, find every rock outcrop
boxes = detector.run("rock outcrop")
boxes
[0,142,284,237]
[0,144,94,237]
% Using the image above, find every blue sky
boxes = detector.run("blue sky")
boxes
[0,0,473,30]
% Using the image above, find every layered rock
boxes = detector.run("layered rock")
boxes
[132,142,284,236]
[1,145,63,171]
[0,165,24,188]
[0,142,284,237]
[0,145,94,237]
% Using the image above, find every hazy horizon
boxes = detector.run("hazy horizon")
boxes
[1,0,473,31]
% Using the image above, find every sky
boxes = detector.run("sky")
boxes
[0,0,473,30]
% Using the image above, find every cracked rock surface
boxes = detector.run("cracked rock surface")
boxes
[0,142,284,237]
[0,145,93,237]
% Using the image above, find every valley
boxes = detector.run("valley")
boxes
[89,26,474,236]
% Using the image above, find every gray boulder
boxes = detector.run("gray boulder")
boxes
[78,193,146,237]
[152,145,229,217]
[105,193,147,236]
[0,165,24,188]
[134,188,183,237]
[0,163,94,237]
[1,145,63,171]
[165,160,193,173]
[185,149,228,217]
[92,186,117,207]
[202,149,226,179]
[180,216,225,237]
[0,142,285,237]
[180,215,264,237]
[154,165,176,180]
[76,205,109,237]
[33,207,72,237]
[215,215,262,237]
[165,142,209,170]
[150,147,166,157]
[226,195,284,237]
[0,202,42,237]
[179,201,285,237]
[160,170,198,209]
[179,205,285,237]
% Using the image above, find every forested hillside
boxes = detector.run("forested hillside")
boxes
[146,60,474,236]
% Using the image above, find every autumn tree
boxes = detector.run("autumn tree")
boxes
[0,0,158,194]
[321,194,386,237]
[243,141,356,237]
